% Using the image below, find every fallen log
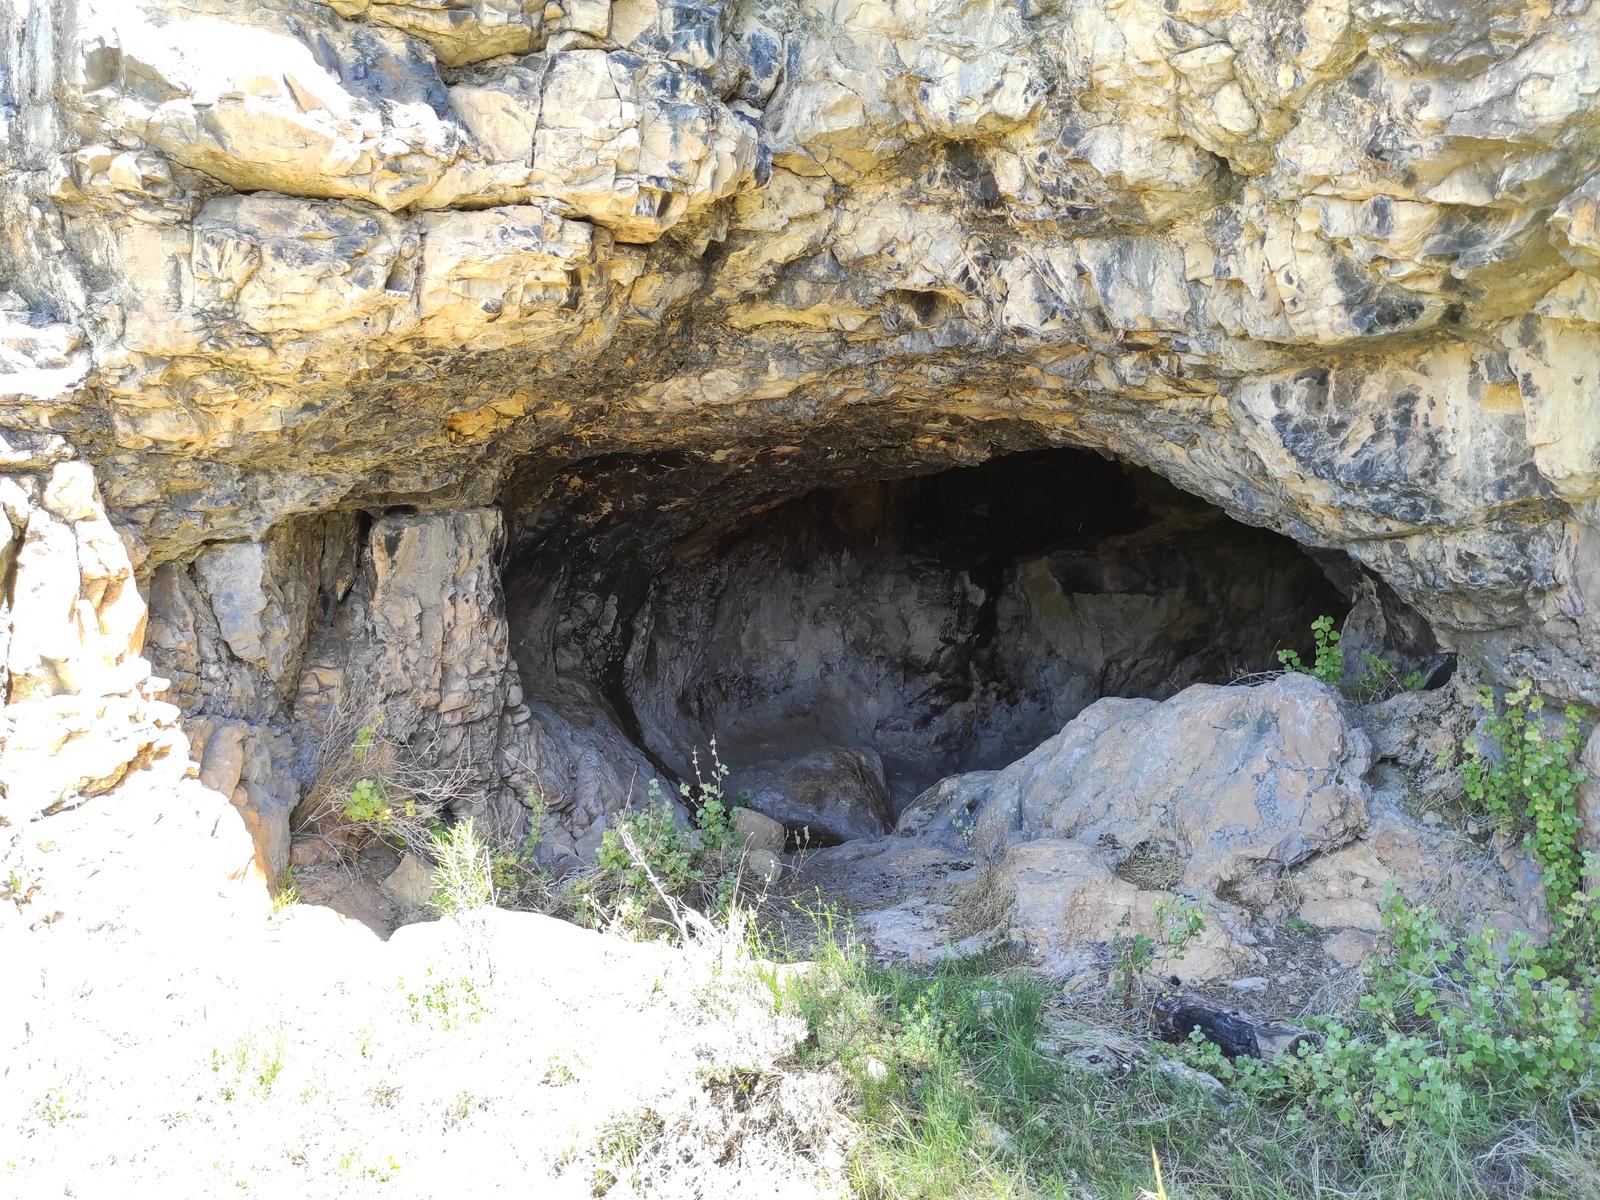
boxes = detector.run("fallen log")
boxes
[1151,994,1315,1061]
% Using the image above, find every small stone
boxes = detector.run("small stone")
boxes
[973,1117,1013,1150]
[290,840,329,869]
[380,853,435,911]
[732,807,786,857]
[1323,929,1377,968]
[1157,1058,1224,1093]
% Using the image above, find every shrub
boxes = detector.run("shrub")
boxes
[1455,680,1587,922]
[294,700,472,861]
[569,741,746,936]
[1194,892,1600,1135]
[429,818,495,916]
[487,793,552,912]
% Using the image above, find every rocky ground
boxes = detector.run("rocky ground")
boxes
[1,663,1584,1200]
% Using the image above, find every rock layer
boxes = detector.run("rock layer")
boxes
[3,0,1600,887]
[0,433,261,934]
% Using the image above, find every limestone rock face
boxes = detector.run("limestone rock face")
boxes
[727,748,897,844]
[899,675,1372,900]
[3,0,1600,887]
[0,434,261,935]
[301,508,528,831]
[789,676,1535,980]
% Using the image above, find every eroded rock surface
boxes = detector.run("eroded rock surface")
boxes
[789,676,1539,982]
[3,0,1599,914]
[900,675,1372,892]
[0,436,261,935]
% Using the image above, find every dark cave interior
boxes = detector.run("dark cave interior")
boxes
[501,446,1354,840]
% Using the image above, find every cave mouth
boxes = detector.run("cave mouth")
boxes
[502,447,1350,845]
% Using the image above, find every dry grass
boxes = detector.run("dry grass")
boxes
[946,857,1015,941]
[293,696,475,863]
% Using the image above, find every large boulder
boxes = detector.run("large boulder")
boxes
[794,676,1538,982]
[900,675,1372,904]
[726,747,897,844]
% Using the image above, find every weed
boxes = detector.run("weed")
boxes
[428,818,495,916]
[1146,1144,1169,1200]
[334,1148,396,1180]
[294,701,471,861]
[402,968,484,1031]
[1113,895,1206,1006]
[1278,614,1343,685]
[31,1088,80,1127]
[443,1092,477,1129]
[543,1051,581,1086]
[1284,915,1320,939]
[270,865,299,913]
[569,740,746,937]
[1353,653,1429,703]
[594,1109,664,1170]
[1280,615,1431,703]
[209,1035,286,1102]
[3,868,42,911]
[489,793,553,911]
[1453,681,1587,926]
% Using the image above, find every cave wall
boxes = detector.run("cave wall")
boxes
[3,0,1600,888]
[508,453,1350,820]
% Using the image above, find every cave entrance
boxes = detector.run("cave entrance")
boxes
[502,448,1349,847]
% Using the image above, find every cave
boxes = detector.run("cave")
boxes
[498,447,1350,846]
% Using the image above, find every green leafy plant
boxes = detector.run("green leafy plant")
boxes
[571,741,747,937]
[209,1035,286,1102]
[1192,891,1600,1136]
[1113,895,1206,1006]
[402,967,484,1031]
[486,793,552,912]
[1352,653,1428,703]
[1156,895,1205,959]
[1455,680,1587,924]
[1112,929,1156,1007]
[428,818,495,916]
[294,701,471,861]
[1278,614,1343,685]
[3,869,37,910]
